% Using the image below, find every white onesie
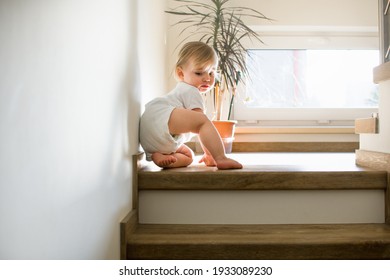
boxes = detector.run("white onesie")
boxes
[140,82,205,161]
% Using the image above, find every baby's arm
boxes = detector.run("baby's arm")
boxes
[198,135,216,166]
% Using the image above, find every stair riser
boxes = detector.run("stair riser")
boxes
[139,190,385,224]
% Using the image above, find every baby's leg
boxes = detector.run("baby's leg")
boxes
[176,144,194,159]
[151,144,193,168]
[168,108,242,169]
[151,153,177,168]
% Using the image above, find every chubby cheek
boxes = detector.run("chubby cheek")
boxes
[195,77,206,86]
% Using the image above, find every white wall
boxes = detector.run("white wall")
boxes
[137,1,168,105]
[230,0,377,26]
[0,0,167,259]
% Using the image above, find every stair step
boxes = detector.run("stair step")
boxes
[137,153,387,224]
[127,153,390,259]
[138,153,387,190]
[127,223,390,260]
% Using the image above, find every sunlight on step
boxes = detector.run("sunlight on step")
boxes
[201,152,363,171]
[141,153,367,172]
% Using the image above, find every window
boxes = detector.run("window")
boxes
[245,49,378,108]
[233,26,379,126]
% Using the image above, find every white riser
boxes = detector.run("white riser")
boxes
[139,190,385,224]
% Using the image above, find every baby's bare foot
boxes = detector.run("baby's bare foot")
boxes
[216,158,243,170]
[152,153,177,168]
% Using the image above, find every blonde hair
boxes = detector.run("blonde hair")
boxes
[175,42,218,78]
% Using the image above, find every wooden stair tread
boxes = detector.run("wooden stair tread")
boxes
[131,223,390,244]
[138,153,388,190]
[127,223,390,259]
[127,153,390,259]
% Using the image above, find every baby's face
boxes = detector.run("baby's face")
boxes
[179,60,216,93]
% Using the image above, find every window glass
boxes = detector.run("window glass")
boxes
[245,49,379,109]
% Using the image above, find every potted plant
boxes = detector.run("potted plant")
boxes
[166,0,270,151]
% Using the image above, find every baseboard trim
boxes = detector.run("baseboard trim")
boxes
[120,209,138,260]
[132,153,145,210]
[387,174,390,225]
[119,153,145,260]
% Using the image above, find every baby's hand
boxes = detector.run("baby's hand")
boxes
[199,153,217,167]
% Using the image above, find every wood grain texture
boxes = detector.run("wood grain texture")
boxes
[387,173,390,225]
[356,149,390,172]
[129,152,390,259]
[355,118,378,134]
[120,209,138,260]
[120,153,145,260]
[139,153,387,190]
[139,170,387,190]
[132,153,145,211]
[127,223,390,259]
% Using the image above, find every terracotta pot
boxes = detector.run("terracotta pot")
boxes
[212,120,237,138]
[212,120,237,153]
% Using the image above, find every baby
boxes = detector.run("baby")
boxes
[139,41,242,170]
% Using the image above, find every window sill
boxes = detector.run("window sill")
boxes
[235,126,355,134]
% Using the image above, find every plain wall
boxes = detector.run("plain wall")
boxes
[0,0,167,259]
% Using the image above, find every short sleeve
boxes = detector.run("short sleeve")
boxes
[177,83,205,111]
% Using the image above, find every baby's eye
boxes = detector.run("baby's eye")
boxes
[194,72,203,76]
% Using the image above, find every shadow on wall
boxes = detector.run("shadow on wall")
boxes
[103,0,143,259]
[127,0,142,156]
[0,0,146,260]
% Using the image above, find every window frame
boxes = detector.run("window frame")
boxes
[233,25,379,126]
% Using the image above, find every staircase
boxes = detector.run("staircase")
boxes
[121,152,390,260]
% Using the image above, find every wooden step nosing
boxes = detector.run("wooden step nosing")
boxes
[130,224,390,243]
[138,171,388,190]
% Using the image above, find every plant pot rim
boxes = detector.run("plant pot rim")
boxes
[212,120,237,124]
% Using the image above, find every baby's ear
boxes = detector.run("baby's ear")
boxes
[176,67,184,80]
